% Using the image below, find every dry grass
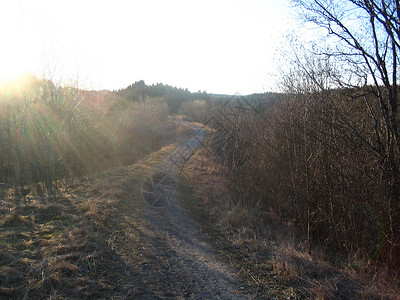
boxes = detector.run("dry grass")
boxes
[0,120,190,299]
[180,148,400,299]
[0,183,129,298]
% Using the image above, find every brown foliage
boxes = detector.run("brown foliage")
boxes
[192,86,399,278]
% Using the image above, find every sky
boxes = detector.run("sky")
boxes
[0,0,295,95]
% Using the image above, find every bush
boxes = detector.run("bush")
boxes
[0,76,170,194]
[181,99,210,123]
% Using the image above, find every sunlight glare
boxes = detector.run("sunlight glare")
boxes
[0,55,28,82]
[0,1,33,82]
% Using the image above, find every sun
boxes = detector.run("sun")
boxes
[0,52,30,83]
[0,23,34,83]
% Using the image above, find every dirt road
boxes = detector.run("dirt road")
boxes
[133,120,252,299]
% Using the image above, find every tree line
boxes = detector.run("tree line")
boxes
[115,80,209,113]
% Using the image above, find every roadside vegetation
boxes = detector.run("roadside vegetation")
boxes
[180,0,400,296]
[0,76,190,196]
[181,147,399,298]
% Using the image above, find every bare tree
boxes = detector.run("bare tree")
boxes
[292,0,400,268]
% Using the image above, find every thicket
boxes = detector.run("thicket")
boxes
[182,82,399,277]
[0,75,170,195]
[181,0,400,277]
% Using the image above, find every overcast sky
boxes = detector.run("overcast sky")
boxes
[0,0,295,95]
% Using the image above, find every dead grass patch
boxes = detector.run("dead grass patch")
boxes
[0,178,121,298]
[33,203,64,223]
[2,211,31,226]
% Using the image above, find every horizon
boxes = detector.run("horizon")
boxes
[1,73,282,97]
[0,0,295,95]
